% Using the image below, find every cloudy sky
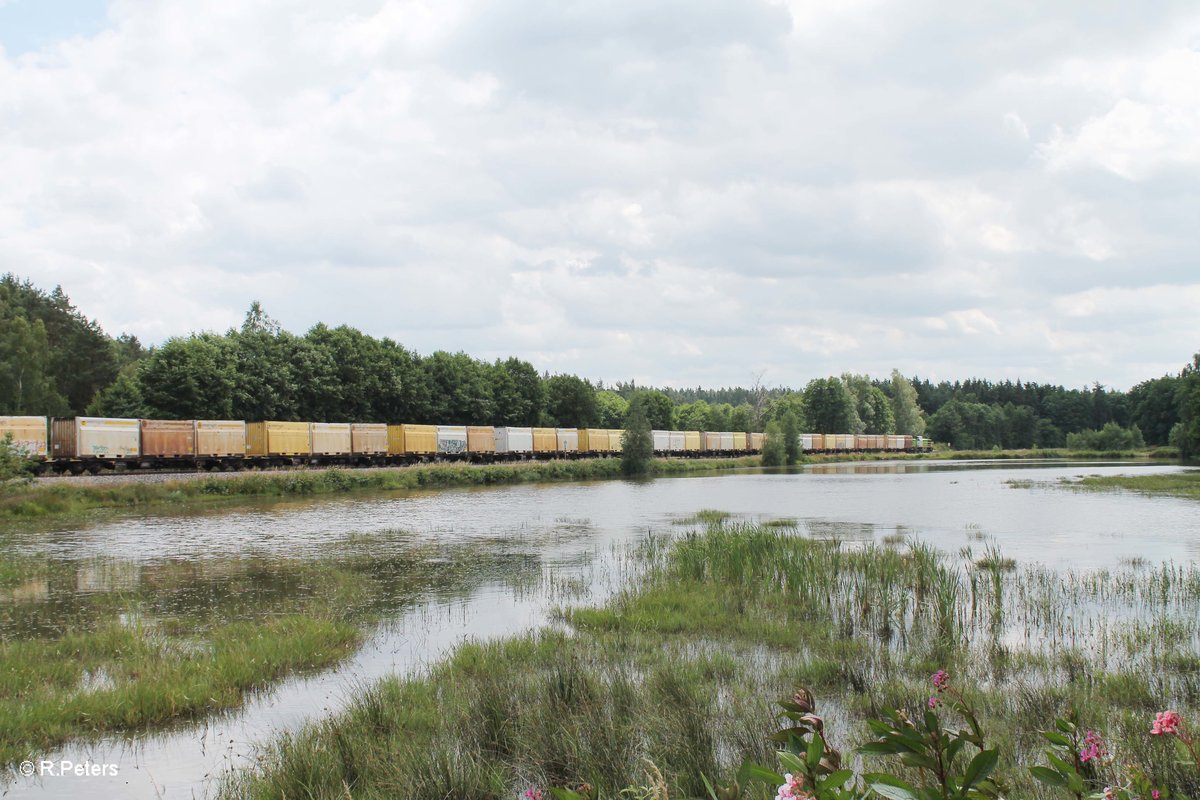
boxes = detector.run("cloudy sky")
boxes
[2,1,1198,390]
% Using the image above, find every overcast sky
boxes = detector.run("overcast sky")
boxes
[2,1,1198,390]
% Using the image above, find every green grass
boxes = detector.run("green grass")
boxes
[1061,470,1200,500]
[224,523,1200,800]
[0,457,759,521]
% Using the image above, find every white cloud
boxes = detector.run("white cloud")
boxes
[1,1,1198,391]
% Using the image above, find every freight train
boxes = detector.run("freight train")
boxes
[0,415,930,475]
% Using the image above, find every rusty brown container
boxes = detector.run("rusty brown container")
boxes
[467,426,496,454]
[140,419,197,458]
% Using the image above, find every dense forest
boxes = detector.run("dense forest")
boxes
[2,275,1198,457]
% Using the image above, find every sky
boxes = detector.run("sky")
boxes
[2,1,1199,391]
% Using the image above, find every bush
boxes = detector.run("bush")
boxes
[1066,422,1145,451]
[620,411,653,477]
[761,421,786,467]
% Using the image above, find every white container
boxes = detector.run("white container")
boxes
[52,417,140,458]
[310,422,352,455]
[651,430,671,452]
[556,428,579,452]
[436,425,468,455]
[668,431,685,451]
[495,427,533,454]
[719,432,734,451]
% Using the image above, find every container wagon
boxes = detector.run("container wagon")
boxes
[246,421,311,465]
[467,426,496,461]
[436,425,468,457]
[50,417,141,472]
[140,419,196,466]
[579,428,611,454]
[556,428,579,456]
[0,416,49,464]
[351,423,388,464]
[495,427,533,459]
[531,427,557,457]
[196,420,247,468]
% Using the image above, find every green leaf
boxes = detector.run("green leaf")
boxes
[778,750,806,776]
[1046,752,1075,774]
[1041,731,1071,747]
[1028,766,1067,787]
[1054,718,1075,734]
[859,742,905,757]
[869,781,920,800]
[700,773,720,800]
[738,761,785,787]
[962,749,999,789]
[549,790,585,800]
[807,732,825,769]
[819,769,854,790]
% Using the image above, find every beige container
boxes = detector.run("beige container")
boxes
[578,428,609,453]
[467,426,496,454]
[606,429,623,452]
[683,431,701,451]
[351,423,388,455]
[311,422,352,455]
[51,417,140,458]
[749,432,764,451]
[140,419,196,458]
[703,432,721,451]
[246,421,311,457]
[733,432,748,451]
[196,420,247,457]
[532,427,558,453]
[0,416,48,458]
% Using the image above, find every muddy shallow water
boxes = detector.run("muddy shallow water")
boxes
[3,460,1197,798]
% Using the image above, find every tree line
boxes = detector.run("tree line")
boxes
[1,276,1197,457]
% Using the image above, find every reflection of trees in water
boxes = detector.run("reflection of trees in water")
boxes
[0,540,547,638]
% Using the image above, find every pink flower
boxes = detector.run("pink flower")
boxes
[928,696,940,709]
[524,790,544,800]
[776,773,815,800]
[1152,791,1161,799]
[1151,710,1183,736]
[1080,730,1104,763]
[932,670,949,691]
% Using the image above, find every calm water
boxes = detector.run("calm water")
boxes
[3,460,1198,798]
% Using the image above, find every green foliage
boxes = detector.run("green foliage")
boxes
[1065,422,1146,451]
[891,370,926,436]
[627,390,674,430]
[620,411,654,476]
[761,421,786,467]
[1129,375,1183,446]
[804,378,861,433]
[595,390,630,428]
[844,374,895,435]
[781,410,801,466]
[0,433,35,487]
[544,374,598,427]
[1179,354,1200,460]
[0,275,118,414]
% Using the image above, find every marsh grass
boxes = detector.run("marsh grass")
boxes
[0,538,544,765]
[226,523,1200,799]
[1061,471,1200,501]
[0,458,761,521]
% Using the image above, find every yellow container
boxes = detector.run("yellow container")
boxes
[578,428,608,453]
[532,427,557,453]
[683,431,701,451]
[733,432,748,451]
[394,424,436,455]
[608,429,624,452]
[703,432,722,451]
[246,421,311,457]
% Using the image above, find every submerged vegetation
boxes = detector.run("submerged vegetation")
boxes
[225,521,1200,799]
[1059,470,1200,501]
[0,537,542,765]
